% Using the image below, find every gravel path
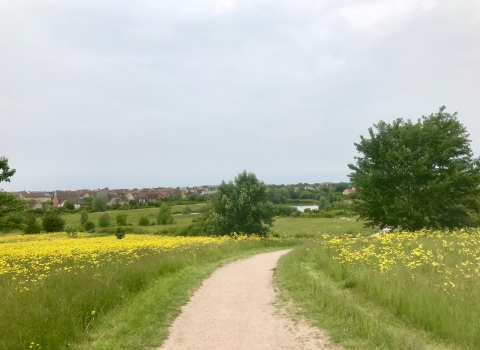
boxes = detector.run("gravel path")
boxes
[159,249,339,350]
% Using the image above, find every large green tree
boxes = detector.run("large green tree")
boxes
[0,156,16,183]
[0,156,27,231]
[206,171,275,236]
[348,107,480,231]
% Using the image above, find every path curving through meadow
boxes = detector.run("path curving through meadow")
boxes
[159,249,339,350]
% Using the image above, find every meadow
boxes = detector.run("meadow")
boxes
[0,232,297,350]
[276,229,480,349]
[3,207,479,350]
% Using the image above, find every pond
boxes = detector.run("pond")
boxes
[291,205,318,212]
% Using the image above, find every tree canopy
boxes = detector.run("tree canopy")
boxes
[0,157,16,183]
[348,107,480,231]
[206,171,275,236]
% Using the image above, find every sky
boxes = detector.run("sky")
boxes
[1,0,480,191]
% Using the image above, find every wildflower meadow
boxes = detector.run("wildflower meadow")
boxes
[276,229,480,349]
[0,232,294,350]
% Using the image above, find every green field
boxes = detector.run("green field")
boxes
[62,206,376,236]
[63,204,207,233]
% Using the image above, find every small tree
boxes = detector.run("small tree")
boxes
[348,107,480,231]
[63,200,75,211]
[42,211,66,232]
[80,209,89,227]
[116,213,128,226]
[205,171,275,236]
[91,194,108,212]
[138,215,150,226]
[0,191,28,231]
[98,213,111,227]
[157,204,175,225]
[318,196,330,210]
[84,221,96,232]
[23,214,41,234]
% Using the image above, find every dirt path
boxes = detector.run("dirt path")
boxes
[159,249,339,350]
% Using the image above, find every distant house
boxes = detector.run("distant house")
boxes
[28,200,43,209]
[17,192,52,202]
[202,189,218,196]
[342,188,356,195]
[58,197,88,209]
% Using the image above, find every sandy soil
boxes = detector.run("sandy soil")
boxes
[159,249,340,350]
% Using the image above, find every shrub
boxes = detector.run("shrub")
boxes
[42,211,66,232]
[80,209,88,227]
[275,205,299,217]
[181,205,192,214]
[98,213,111,228]
[115,226,127,239]
[65,225,79,237]
[84,221,96,232]
[157,204,175,225]
[23,214,41,234]
[138,215,150,226]
[116,213,128,226]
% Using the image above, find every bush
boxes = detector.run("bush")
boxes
[65,225,79,237]
[157,204,175,225]
[181,205,192,214]
[80,209,88,227]
[116,213,128,226]
[138,215,150,226]
[98,213,111,228]
[42,211,66,232]
[23,214,41,234]
[275,205,299,217]
[115,226,127,239]
[84,221,96,232]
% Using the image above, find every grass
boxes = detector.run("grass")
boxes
[272,217,377,238]
[275,230,480,349]
[0,232,298,350]
[63,205,206,233]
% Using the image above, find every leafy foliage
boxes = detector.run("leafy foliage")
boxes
[91,194,108,212]
[206,171,275,236]
[23,214,41,234]
[0,191,28,231]
[80,209,88,227]
[116,212,128,226]
[0,156,16,183]
[138,215,150,226]
[97,213,111,228]
[348,107,480,231]
[157,204,174,225]
[84,221,95,232]
[42,211,66,232]
[63,200,75,211]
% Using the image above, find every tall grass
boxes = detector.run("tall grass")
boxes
[0,233,296,350]
[276,230,480,349]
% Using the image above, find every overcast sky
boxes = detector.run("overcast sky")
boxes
[1,0,479,191]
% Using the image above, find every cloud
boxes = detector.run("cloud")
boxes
[1,0,479,190]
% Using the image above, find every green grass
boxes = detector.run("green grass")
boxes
[0,235,298,350]
[275,231,480,349]
[63,206,206,233]
[272,217,377,238]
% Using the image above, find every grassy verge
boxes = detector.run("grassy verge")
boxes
[0,234,298,350]
[275,231,480,349]
[272,217,376,238]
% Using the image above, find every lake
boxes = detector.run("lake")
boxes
[292,205,318,212]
